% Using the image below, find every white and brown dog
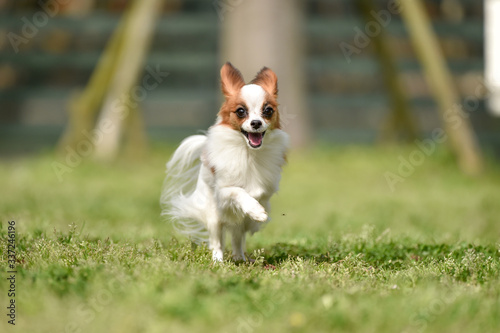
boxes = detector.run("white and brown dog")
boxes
[161,62,289,261]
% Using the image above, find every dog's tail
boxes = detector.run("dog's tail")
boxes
[160,135,209,243]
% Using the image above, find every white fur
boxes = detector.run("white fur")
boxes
[160,135,209,243]
[239,84,268,134]
[161,90,289,261]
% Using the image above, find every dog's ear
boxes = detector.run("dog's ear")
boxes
[250,67,278,98]
[220,62,245,98]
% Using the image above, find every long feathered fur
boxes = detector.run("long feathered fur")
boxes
[160,135,209,243]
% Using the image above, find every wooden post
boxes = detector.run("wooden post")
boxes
[123,101,149,160]
[57,3,129,154]
[356,0,418,143]
[93,0,162,161]
[400,0,483,175]
[220,0,311,148]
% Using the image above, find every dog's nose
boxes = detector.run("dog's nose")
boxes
[251,120,262,129]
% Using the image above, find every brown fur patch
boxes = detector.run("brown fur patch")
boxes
[201,150,215,174]
[218,97,248,130]
[250,67,278,98]
[251,67,280,129]
[220,62,245,98]
[262,92,281,130]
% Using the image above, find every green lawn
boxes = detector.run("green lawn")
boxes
[1,144,499,333]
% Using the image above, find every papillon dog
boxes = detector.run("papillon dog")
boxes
[161,62,289,261]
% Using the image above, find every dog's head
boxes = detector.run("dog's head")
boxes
[217,62,281,149]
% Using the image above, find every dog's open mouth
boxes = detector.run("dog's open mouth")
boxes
[241,130,266,148]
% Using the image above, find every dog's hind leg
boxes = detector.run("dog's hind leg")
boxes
[230,226,246,261]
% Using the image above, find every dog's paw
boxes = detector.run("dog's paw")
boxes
[232,254,247,262]
[250,210,268,223]
[212,249,223,262]
[247,203,268,223]
[240,196,268,222]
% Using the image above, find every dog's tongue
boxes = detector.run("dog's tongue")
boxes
[248,132,263,146]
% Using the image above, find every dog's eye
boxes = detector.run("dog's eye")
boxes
[263,106,274,118]
[235,108,247,118]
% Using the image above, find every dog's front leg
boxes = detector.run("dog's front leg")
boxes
[207,220,224,262]
[217,187,268,222]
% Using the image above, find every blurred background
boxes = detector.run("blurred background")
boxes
[0,0,499,160]
[2,4,500,332]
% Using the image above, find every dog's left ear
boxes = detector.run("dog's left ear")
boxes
[220,62,245,98]
[250,67,278,98]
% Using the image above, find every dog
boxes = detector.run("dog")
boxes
[161,62,289,261]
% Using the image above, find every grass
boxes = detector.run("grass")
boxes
[1,144,500,333]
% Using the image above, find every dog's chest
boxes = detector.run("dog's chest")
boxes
[205,128,288,200]
[240,150,284,198]
[212,149,283,200]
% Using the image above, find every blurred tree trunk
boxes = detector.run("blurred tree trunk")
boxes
[356,0,418,143]
[400,0,483,175]
[58,0,161,161]
[57,1,129,154]
[220,0,311,148]
[93,0,162,161]
[123,101,149,160]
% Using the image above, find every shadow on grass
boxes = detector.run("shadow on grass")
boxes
[262,241,499,269]
[3,225,498,288]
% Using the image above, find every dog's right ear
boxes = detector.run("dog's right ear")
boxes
[220,62,245,98]
[250,67,278,99]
